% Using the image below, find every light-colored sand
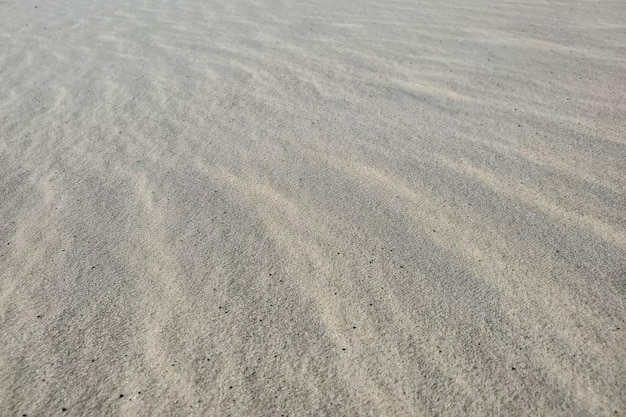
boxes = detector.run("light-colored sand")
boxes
[1,0,625,415]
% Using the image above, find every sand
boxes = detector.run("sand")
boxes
[1,0,625,415]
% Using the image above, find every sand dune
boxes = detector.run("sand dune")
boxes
[1,0,625,415]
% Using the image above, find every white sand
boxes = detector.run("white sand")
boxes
[1,0,625,415]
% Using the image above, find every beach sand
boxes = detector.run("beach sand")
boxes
[1,0,625,415]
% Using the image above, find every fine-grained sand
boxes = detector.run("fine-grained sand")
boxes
[1,0,625,415]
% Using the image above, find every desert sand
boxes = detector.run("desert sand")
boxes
[1,0,625,415]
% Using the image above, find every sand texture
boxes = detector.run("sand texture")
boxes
[1,0,626,415]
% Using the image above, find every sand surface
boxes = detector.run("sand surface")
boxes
[1,0,626,415]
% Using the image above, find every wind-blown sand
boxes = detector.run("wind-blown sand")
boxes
[1,0,625,415]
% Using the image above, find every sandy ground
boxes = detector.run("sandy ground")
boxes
[1,0,625,415]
